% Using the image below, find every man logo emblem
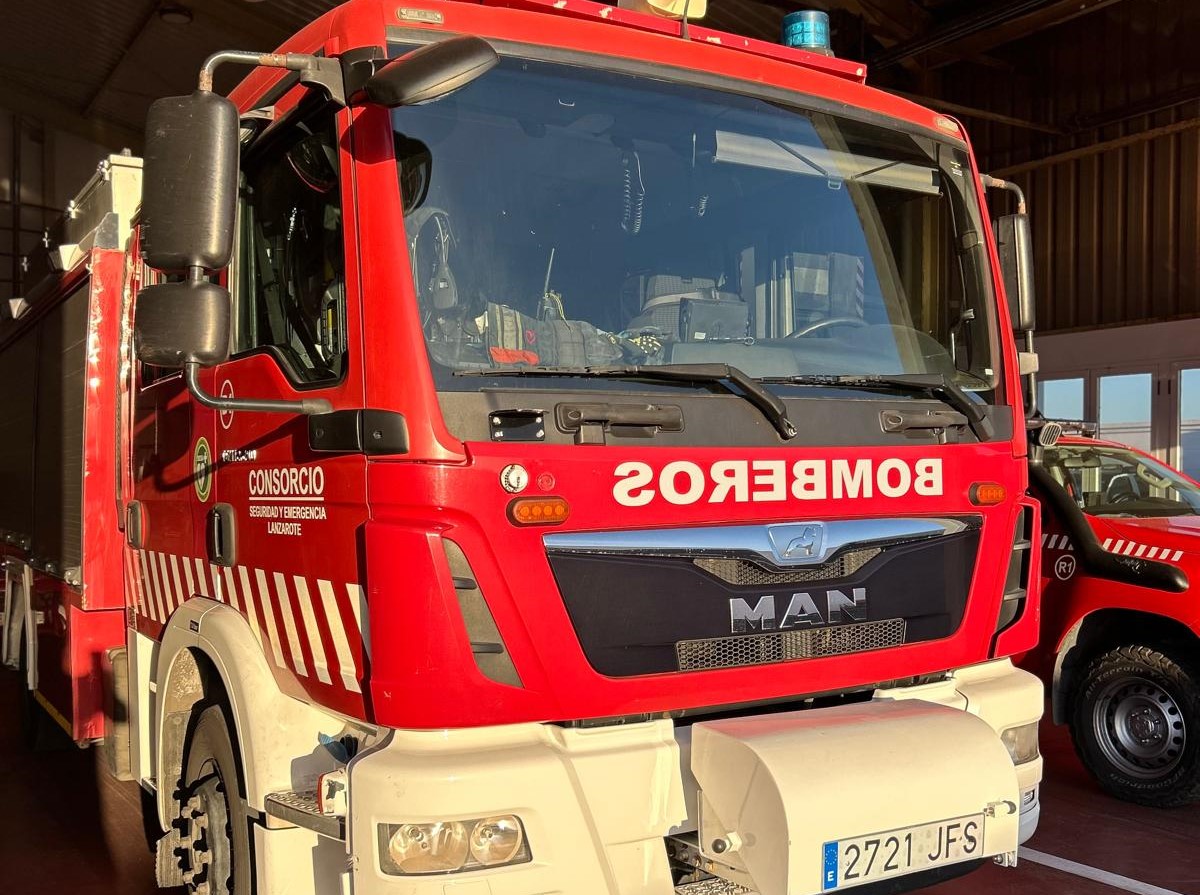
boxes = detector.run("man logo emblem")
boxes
[785,526,822,558]
[193,437,213,503]
[769,523,826,563]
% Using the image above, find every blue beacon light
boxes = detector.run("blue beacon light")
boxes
[782,10,833,56]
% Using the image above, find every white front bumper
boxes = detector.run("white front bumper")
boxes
[346,659,1043,895]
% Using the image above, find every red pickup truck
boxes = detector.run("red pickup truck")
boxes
[1029,433,1199,807]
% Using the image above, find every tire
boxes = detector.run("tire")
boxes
[1070,644,1200,807]
[176,704,253,894]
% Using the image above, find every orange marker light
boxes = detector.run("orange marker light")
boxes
[969,482,1007,506]
[508,496,570,526]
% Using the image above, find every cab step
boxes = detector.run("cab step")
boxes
[264,790,345,840]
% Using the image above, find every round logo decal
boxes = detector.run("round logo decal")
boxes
[1054,555,1077,581]
[193,437,213,502]
[219,380,236,430]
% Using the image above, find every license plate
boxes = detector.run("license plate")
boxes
[821,813,985,891]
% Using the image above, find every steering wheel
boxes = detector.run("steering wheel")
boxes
[787,317,870,339]
[409,208,458,311]
[1110,490,1138,505]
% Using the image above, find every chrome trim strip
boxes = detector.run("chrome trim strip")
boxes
[543,518,973,567]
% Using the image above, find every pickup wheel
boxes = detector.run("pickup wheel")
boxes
[177,704,253,894]
[1071,644,1200,807]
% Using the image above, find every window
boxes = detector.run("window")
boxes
[1043,444,1200,518]
[1179,368,1200,481]
[236,110,347,383]
[392,55,997,393]
[1038,377,1084,421]
[1097,373,1152,453]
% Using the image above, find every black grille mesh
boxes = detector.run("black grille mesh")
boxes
[676,618,906,671]
[693,547,881,586]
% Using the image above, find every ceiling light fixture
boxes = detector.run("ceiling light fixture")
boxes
[158,4,194,24]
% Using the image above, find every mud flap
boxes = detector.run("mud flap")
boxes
[691,699,1019,895]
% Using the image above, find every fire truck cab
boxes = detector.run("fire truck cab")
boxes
[2,1,1047,893]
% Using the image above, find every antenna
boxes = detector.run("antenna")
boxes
[680,0,692,41]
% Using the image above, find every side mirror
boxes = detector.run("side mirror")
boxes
[141,90,239,272]
[135,280,230,368]
[994,213,1036,334]
[362,36,498,107]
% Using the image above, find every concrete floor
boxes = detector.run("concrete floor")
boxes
[3,670,1198,895]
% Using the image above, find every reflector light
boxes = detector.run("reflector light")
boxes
[969,482,1007,506]
[508,496,570,525]
[935,115,961,135]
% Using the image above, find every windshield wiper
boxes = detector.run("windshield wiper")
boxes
[456,363,797,440]
[762,372,994,441]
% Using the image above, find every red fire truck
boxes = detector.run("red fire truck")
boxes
[1027,431,1199,806]
[2,1,1045,893]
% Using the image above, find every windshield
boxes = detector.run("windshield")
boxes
[390,53,998,394]
[1044,444,1200,517]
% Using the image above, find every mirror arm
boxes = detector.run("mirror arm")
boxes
[1022,331,1038,421]
[199,50,346,106]
[184,362,333,416]
[980,173,1026,215]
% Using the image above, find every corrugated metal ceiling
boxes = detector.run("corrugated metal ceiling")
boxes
[5,0,1198,331]
[0,0,1129,147]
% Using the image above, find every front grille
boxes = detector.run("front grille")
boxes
[676,618,906,671]
[694,547,881,587]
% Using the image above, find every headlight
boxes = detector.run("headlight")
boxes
[470,815,526,865]
[1001,722,1040,764]
[379,815,531,876]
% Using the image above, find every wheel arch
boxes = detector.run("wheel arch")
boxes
[1053,608,1200,724]
[154,598,356,829]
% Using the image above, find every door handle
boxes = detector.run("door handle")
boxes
[207,503,237,568]
[125,501,146,550]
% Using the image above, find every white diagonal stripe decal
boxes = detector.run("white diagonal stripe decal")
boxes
[146,551,166,621]
[170,554,185,610]
[273,572,308,677]
[182,555,196,602]
[318,579,360,692]
[254,569,287,668]
[158,553,175,615]
[1135,544,1148,557]
[293,577,331,685]
[126,551,146,617]
[1146,547,1160,559]
[1172,550,1183,561]
[236,566,265,648]
[140,551,155,621]
[1041,533,1049,546]
[207,562,222,602]
[1103,539,1113,550]
[223,565,241,612]
[1112,540,1125,554]
[193,558,209,598]
[348,583,370,658]
[1123,542,1138,555]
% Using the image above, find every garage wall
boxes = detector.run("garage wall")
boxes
[940,1,1200,334]
[0,109,108,302]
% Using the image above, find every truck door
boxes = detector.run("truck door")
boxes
[126,268,213,634]
[209,99,369,715]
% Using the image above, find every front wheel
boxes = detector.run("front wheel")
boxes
[1071,644,1200,807]
[176,704,253,894]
